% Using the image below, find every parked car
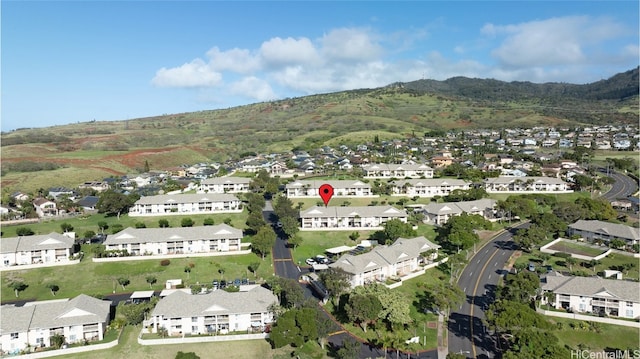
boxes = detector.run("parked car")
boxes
[306,258,316,265]
[212,280,219,289]
[233,278,241,286]
[528,263,536,272]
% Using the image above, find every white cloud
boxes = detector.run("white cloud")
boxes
[260,37,320,68]
[152,59,222,88]
[486,16,627,67]
[320,27,383,62]
[229,76,276,102]
[206,47,261,73]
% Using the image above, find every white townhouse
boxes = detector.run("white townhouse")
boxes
[1,232,76,268]
[362,163,434,179]
[330,236,441,288]
[285,180,375,198]
[483,176,571,193]
[103,224,243,255]
[198,177,251,194]
[0,295,111,354]
[299,205,408,230]
[390,178,471,197]
[422,199,497,226]
[146,285,277,336]
[567,220,640,247]
[33,198,58,217]
[541,272,640,319]
[128,193,242,217]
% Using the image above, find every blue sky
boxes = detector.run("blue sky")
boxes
[2,1,638,131]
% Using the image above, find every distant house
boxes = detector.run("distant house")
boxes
[0,294,111,353]
[104,224,243,255]
[422,199,497,226]
[541,272,639,319]
[48,187,75,200]
[390,178,470,197]
[128,193,242,217]
[76,196,100,211]
[10,192,30,203]
[1,232,76,267]
[78,181,110,192]
[362,163,434,179]
[299,205,408,230]
[32,198,58,217]
[567,220,639,247]
[285,180,375,198]
[146,285,277,336]
[198,177,251,194]
[330,236,441,288]
[483,176,571,193]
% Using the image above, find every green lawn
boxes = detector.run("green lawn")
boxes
[52,325,275,359]
[1,249,273,303]
[549,317,640,351]
[547,240,608,257]
[1,211,249,238]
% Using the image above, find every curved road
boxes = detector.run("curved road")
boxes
[447,169,638,358]
[264,200,438,359]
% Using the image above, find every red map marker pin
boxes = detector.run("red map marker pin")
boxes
[319,184,334,207]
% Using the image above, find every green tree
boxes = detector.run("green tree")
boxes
[251,225,276,260]
[16,227,35,236]
[97,221,109,234]
[96,190,138,219]
[60,222,74,233]
[245,212,266,234]
[181,217,194,227]
[345,293,382,332]
[175,352,200,359]
[117,277,130,290]
[46,283,60,296]
[146,275,157,288]
[50,333,65,349]
[248,262,261,277]
[500,271,540,303]
[336,338,360,359]
[380,218,416,244]
[288,234,302,250]
[119,302,149,325]
[419,282,465,315]
[269,310,302,348]
[83,230,96,240]
[203,217,215,226]
[280,216,300,239]
[320,267,351,305]
[158,219,170,228]
[8,280,28,297]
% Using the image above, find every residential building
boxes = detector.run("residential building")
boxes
[128,194,242,217]
[285,180,374,198]
[361,163,434,179]
[299,205,408,230]
[1,232,76,268]
[146,285,277,336]
[104,224,243,255]
[78,181,110,192]
[0,294,111,354]
[390,178,470,197]
[567,220,640,247]
[198,177,251,194]
[330,236,440,287]
[483,176,571,193]
[541,272,640,319]
[33,198,58,217]
[422,199,497,225]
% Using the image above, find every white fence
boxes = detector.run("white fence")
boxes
[92,250,251,263]
[137,333,268,345]
[7,339,118,359]
[385,257,449,289]
[537,308,640,328]
[540,238,611,261]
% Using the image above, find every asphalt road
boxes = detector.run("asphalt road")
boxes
[600,170,639,201]
[264,200,438,359]
[447,223,527,359]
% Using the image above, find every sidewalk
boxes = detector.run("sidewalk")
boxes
[437,313,447,359]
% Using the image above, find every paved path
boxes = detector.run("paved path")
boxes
[265,200,438,359]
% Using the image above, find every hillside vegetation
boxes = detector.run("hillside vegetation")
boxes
[2,67,638,192]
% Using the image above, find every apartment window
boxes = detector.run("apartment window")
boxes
[11,333,18,340]
[626,309,634,318]
[192,326,198,332]
[627,301,634,307]
[192,317,198,322]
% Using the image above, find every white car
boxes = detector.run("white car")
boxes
[305,258,316,265]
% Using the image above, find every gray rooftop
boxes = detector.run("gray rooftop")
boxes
[105,224,243,245]
[300,205,407,218]
[392,178,470,187]
[0,294,111,335]
[362,163,433,171]
[423,199,496,216]
[569,220,640,241]
[484,176,567,185]
[330,236,440,274]
[286,180,371,189]
[542,272,640,303]
[1,232,75,254]
[151,285,277,318]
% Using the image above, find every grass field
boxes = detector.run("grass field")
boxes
[52,325,275,359]
[549,317,640,352]
[0,249,273,303]
[547,240,608,257]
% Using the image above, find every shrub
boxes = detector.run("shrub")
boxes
[160,259,171,266]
